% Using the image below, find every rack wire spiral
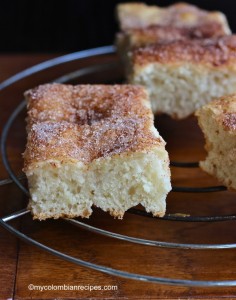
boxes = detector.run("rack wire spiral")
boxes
[0,46,236,287]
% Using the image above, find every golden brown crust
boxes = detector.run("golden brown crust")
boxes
[196,94,236,132]
[132,35,236,67]
[117,2,231,33]
[24,84,163,171]
[117,22,227,52]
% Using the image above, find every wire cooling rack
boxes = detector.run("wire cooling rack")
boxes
[1,46,236,287]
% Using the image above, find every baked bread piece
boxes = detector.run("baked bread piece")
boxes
[129,35,236,119]
[116,2,231,33]
[196,95,236,190]
[116,3,230,64]
[23,83,171,220]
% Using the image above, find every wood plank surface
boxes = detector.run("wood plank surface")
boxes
[0,54,57,300]
[0,53,236,299]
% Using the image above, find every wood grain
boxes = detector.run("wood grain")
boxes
[0,54,236,299]
[0,54,57,300]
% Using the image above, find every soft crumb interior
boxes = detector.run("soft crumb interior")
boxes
[198,109,236,189]
[26,151,171,220]
[130,63,236,119]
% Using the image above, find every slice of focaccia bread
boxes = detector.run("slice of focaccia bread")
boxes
[23,83,171,220]
[128,36,236,119]
[116,1,230,55]
[196,94,236,190]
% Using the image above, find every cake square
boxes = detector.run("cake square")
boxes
[196,94,236,190]
[23,84,171,220]
[128,36,236,119]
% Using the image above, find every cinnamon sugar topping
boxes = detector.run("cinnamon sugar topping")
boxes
[118,2,230,31]
[24,84,162,169]
[202,94,236,132]
[132,35,236,66]
[126,22,226,48]
[223,114,236,131]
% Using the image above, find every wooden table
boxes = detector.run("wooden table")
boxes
[0,53,236,299]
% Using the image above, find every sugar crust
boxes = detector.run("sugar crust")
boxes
[24,84,164,170]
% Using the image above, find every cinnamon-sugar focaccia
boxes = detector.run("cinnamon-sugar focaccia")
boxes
[129,36,236,119]
[196,94,236,190]
[23,83,171,220]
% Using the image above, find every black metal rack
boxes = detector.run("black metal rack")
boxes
[1,46,236,287]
